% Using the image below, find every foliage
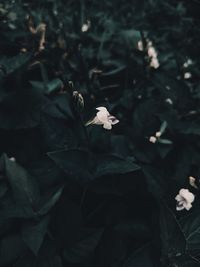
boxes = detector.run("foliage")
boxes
[0,0,200,266]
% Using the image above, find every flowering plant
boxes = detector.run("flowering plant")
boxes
[0,0,200,266]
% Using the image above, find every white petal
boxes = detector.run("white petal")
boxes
[108,115,119,125]
[186,192,195,203]
[179,189,189,197]
[97,110,109,124]
[184,202,192,210]
[103,122,112,130]
[148,47,157,58]
[176,204,185,211]
[149,136,157,143]
[175,194,183,202]
[111,119,119,125]
[85,116,101,126]
[92,116,102,125]
[96,107,108,112]
[179,189,195,203]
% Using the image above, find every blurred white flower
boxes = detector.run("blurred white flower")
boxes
[81,20,91,32]
[9,157,16,162]
[175,189,195,211]
[150,57,160,69]
[155,131,161,138]
[184,72,192,79]
[165,98,173,105]
[183,59,193,68]
[148,46,157,58]
[137,40,144,51]
[86,107,119,130]
[147,41,160,69]
[189,176,198,189]
[149,136,157,143]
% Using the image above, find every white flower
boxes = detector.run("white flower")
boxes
[183,59,193,68]
[86,107,119,130]
[149,136,157,143]
[165,98,173,105]
[137,40,144,51]
[184,72,192,79]
[148,46,157,58]
[147,42,160,69]
[189,176,198,189]
[150,57,160,69]
[155,131,162,138]
[9,157,16,162]
[175,189,195,211]
[81,20,91,32]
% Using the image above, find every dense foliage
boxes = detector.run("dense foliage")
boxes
[1,0,200,266]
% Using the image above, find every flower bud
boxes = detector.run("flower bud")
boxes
[73,91,84,110]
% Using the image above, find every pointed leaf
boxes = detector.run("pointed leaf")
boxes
[21,216,50,256]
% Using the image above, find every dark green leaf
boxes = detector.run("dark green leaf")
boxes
[21,216,50,255]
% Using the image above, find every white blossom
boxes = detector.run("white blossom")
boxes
[86,107,119,130]
[149,136,157,143]
[137,40,144,51]
[183,59,193,68]
[147,41,160,69]
[148,46,157,58]
[189,176,198,189]
[165,98,173,105]
[155,131,162,138]
[184,72,192,79]
[175,189,195,211]
[81,20,91,32]
[150,57,160,69]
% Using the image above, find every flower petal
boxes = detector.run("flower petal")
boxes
[108,115,119,125]
[179,189,195,203]
[96,107,108,112]
[184,202,192,211]
[103,122,112,130]
[176,205,185,211]
[175,194,183,202]
[97,110,109,124]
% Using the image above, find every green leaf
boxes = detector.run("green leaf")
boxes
[46,78,63,94]
[159,203,186,260]
[21,216,50,256]
[48,149,93,182]
[0,234,26,266]
[48,149,140,182]
[123,243,155,267]
[0,181,8,198]
[63,228,104,263]
[4,154,39,209]
[158,138,173,145]
[180,210,200,251]
[30,80,44,91]
[0,53,31,75]
[37,186,64,216]
[95,154,140,178]
[120,29,141,48]
[159,121,168,134]
[30,78,63,95]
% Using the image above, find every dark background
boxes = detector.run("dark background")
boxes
[0,0,200,266]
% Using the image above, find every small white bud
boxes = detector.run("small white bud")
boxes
[189,176,198,189]
[9,157,16,162]
[165,98,173,105]
[155,131,162,138]
[150,57,160,69]
[184,72,192,79]
[137,40,144,51]
[149,136,157,143]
